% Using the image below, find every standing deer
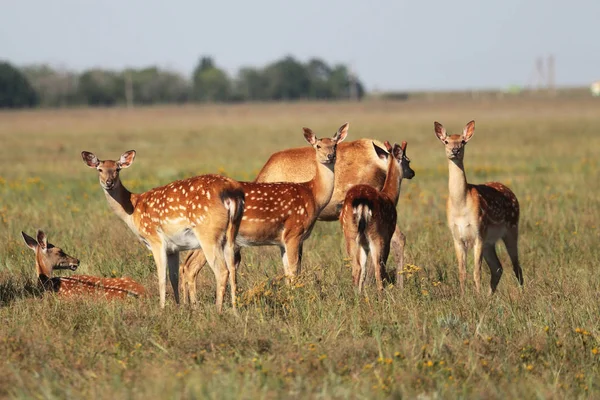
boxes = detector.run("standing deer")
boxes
[81,150,244,312]
[180,124,348,306]
[340,141,415,292]
[22,230,146,299]
[254,137,409,277]
[434,120,523,295]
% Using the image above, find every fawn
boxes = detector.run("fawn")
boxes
[179,123,348,306]
[22,230,145,299]
[340,141,415,292]
[434,120,523,294]
[82,150,245,312]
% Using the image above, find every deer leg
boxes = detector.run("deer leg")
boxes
[150,243,168,308]
[194,232,228,313]
[224,246,240,312]
[453,240,467,295]
[283,237,302,283]
[391,225,406,289]
[358,244,369,293]
[280,246,290,278]
[187,250,207,308]
[167,252,180,304]
[344,234,361,287]
[179,253,190,306]
[369,238,387,292]
[473,238,483,294]
[483,244,503,294]
[503,227,523,287]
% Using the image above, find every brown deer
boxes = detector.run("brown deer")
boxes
[340,141,415,292]
[81,150,244,312]
[180,124,348,306]
[22,230,146,299]
[434,120,523,295]
[254,137,409,276]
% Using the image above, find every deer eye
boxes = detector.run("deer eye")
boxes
[316,145,321,149]
[444,140,448,144]
[461,140,466,144]
[98,168,103,173]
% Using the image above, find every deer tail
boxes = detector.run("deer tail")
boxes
[352,199,373,235]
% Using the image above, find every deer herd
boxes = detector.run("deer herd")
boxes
[21,120,524,311]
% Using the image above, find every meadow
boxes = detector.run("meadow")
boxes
[0,97,599,399]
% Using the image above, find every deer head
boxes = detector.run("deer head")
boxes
[434,120,475,162]
[376,141,415,180]
[303,122,349,166]
[22,230,80,277]
[81,150,136,190]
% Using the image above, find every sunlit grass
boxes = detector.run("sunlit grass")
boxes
[1,98,599,398]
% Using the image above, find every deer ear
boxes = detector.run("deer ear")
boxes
[81,151,100,168]
[434,121,447,142]
[303,128,317,145]
[372,142,389,160]
[118,150,136,169]
[462,120,475,142]
[36,230,48,252]
[22,232,38,251]
[392,143,403,160]
[334,122,349,143]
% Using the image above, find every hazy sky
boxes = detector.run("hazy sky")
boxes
[1,0,598,91]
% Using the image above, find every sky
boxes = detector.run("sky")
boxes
[1,0,598,91]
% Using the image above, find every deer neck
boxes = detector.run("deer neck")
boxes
[447,158,469,207]
[103,180,138,227]
[381,157,402,204]
[35,253,52,278]
[309,157,336,212]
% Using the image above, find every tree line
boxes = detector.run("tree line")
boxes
[0,56,364,108]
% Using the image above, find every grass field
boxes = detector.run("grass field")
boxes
[1,98,599,399]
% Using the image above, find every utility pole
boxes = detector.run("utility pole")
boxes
[547,54,555,96]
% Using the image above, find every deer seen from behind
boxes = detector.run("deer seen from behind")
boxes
[339,141,415,292]
[434,120,523,295]
[254,136,410,280]
[180,124,348,306]
[81,150,245,312]
[22,230,146,299]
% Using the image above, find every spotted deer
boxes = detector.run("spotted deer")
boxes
[434,120,523,295]
[22,230,146,299]
[81,150,244,312]
[340,141,415,292]
[254,137,409,276]
[180,123,348,306]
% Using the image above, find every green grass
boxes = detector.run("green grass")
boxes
[1,98,599,399]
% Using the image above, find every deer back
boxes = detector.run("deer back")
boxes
[255,139,389,221]
[46,275,146,299]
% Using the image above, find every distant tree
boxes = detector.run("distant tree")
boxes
[263,56,311,100]
[127,67,190,104]
[21,64,79,107]
[0,61,39,108]
[306,58,333,99]
[328,64,365,100]
[235,67,269,101]
[192,56,231,102]
[77,69,124,106]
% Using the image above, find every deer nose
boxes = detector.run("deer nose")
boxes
[327,153,335,161]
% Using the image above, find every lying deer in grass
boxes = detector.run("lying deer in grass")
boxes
[434,120,523,294]
[22,230,146,299]
[340,141,415,292]
[179,124,348,306]
[82,150,244,312]
[254,135,409,274]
